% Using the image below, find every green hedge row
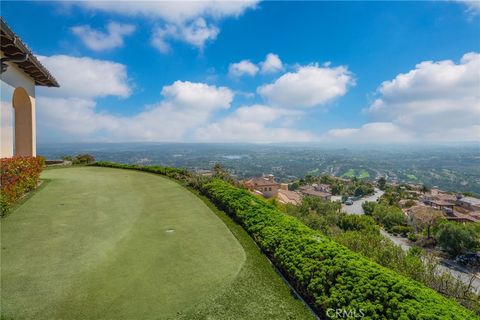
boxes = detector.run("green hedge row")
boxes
[92,162,477,319]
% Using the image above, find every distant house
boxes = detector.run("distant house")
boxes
[1,18,59,158]
[456,196,480,212]
[244,175,279,198]
[299,185,331,201]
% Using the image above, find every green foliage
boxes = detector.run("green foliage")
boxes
[73,154,96,165]
[372,204,406,231]
[92,162,477,319]
[377,177,387,190]
[390,225,412,237]
[337,214,379,234]
[435,222,479,258]
[61,155,73,161]
[408,233,418,242]
[362,201,377,215]
[288,181,300,191]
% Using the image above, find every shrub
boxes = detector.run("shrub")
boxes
[73,154,96,165]
[0,156,43,214]
[408,233,418,242]
[199,179,474,319]
[92,162,477,319]
[337,214,379,234]
[435,222,479,258]
[362,201,377,215]
[372,204,406,231]
[390,225,412,237]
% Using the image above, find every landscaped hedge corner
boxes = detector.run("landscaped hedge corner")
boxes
[92,162,477,319]
[1,156,43,214]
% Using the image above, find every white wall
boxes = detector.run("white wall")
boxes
[0,59,36,158]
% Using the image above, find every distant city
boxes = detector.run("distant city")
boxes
[38,143,480,195]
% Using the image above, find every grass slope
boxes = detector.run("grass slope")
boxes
[1,167,312,320]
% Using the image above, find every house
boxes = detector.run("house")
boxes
[299,185,332,201]
[456,196,480,212]
[244,175,279,198]
[0,18,59,158]
[277,189,302,205]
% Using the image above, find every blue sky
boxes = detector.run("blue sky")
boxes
[2,1,480,143]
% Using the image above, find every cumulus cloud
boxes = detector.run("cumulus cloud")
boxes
[229,53,283,77]
[71,22,136,51]
[195,104,314,142]
[260,53,283,74]
[152,18,219,53]
[37,61,233,142]
[258,64,354,108]
[72,1,258,52]
[365,52,480,141]
[228,59,259,77]
[37,55,131,99]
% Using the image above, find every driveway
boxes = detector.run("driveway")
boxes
[341,188,384,215]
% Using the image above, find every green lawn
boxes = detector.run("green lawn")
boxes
[358,169,370,179]
[1,167,312,320]
[341,168,356,178]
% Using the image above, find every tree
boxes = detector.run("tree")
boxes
[410,207,444,239]
[421,184,430,194]
[288,181,300,191]
[435,222,479,258]
[362,201,377,215]
[372,204,405,231]
[377,177,387,190]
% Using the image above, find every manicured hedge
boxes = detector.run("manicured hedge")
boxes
[93,162,477,319]
[1,156,43,214]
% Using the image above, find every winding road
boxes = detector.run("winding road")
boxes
[341,188,384,215]
[341,189,480,293]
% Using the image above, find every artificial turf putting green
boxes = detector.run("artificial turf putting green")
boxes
[1,167,313,320]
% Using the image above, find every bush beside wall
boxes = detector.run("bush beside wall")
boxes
[1,156,43,214]
[92,162,477,319]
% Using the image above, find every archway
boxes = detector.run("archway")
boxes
[12,87,34,156]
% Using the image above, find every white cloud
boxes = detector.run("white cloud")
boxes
[37,76,233,142]
[37,55,131,99]
[324,122,413,143]
[260,53,283,74]
[258,64,354,108]
[74,1,259,23]
[72,1,258,52]
[195,104,314,142]
[229,53,283,77]
[151,18,219,53]
[365,52,480,141]
[71,22,136,51]
[228,59,259,77]
[457,1,480,16]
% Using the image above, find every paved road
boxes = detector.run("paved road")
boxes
[341,188,384,215]
[340,191,480,293]
[381,230,480,293]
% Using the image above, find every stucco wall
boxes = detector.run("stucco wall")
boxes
[0,59,36,158]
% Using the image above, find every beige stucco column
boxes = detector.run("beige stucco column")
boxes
[13,87,36,157]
